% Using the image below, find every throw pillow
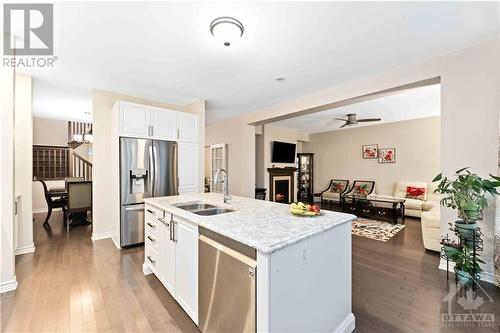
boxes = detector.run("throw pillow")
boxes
[353,184,369,196]
[406,186,426,200]
[330,182,345,193]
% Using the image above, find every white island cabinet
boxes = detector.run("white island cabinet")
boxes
[144,193,356,333]
[144,205,198,324]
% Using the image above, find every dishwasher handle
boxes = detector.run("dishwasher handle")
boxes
[199,235,256,268]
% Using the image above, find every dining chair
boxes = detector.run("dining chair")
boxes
[65,181,92,233]
[37,179,67,226]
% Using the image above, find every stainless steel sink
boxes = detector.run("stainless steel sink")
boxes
[173,201,234,216]
[174,202,216,211]
[194,208,235,216]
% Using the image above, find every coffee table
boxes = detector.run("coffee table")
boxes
[341,194,406,224]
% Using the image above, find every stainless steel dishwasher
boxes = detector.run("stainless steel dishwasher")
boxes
[199,227,257,333]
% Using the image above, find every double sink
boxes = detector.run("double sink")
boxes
[173,201,234,216]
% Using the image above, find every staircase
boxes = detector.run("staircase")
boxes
[68,121,93,180]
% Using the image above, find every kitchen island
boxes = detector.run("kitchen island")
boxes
[143,192,356,333]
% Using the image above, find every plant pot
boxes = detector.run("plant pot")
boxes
[442,245,460,260]
[455,220,477,241]
[462,203,481,221]
[455,269,475,286]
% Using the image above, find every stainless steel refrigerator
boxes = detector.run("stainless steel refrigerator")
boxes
[120,137,178,247]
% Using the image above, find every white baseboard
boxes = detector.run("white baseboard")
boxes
[112,236,121,249]
[335,313,355,333]
[14,243,35,256]
[91,231,113,242]
[0,278,18,293]
[439,258,495,284]
[143,263,153,275]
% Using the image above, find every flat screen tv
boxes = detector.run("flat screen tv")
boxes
[271,141,296,163]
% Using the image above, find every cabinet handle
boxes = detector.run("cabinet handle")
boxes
[169,220,173,241]
[147,222,155,229]
[158,217,169,226]
[147,235,155,243]
[172,221,177,242]
[147,209,154,214]
[147,256,155,264]
[177,129,180,139]
[151,126,154,137]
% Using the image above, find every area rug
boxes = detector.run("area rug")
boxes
[352,218,405,242]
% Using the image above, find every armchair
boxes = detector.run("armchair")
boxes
[320,179,350,204]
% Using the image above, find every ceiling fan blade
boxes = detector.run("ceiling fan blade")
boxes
[357,118,381,122]
[340,123,349,128]
[334,117,348,121]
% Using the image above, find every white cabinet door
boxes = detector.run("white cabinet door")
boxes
[176,112,198,143]
[159,214,176,297]
[120,101,150,137]
[150,107,176,140]
[173,217,198,324]
[178,142,199,191]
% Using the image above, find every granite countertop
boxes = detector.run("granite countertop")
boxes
[144,193,355,254]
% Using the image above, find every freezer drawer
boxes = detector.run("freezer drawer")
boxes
[120,204,145,247]
[199,233,256,333]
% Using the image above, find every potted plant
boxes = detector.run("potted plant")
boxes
[440,237,460,260]
[433,168,500,235]
[454,246,484,285]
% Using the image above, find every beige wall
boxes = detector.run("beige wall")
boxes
[92,90,205,241]
[302,117,441,196]
[32,117,69,212]
[32,117,68,146]
[205,118,256,198]
[14,74,34,254]
[205,39,499,280]
[1,34,16,291]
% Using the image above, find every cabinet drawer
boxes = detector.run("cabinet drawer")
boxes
[145,217,159,236]
[145,231,160,251]
[146,205,164,220]
[145,244,159,272]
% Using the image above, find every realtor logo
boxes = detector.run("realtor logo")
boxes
[3,3,53,55]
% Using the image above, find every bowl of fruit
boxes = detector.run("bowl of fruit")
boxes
[289,202,322,217]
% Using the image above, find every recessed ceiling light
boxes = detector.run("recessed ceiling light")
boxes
[210,17,244,47]
[275,77,285,82]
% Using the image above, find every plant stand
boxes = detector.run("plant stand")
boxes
[441,223,483,289]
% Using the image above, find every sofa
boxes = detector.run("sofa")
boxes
[421,204,441,252]
[391,181,439,217]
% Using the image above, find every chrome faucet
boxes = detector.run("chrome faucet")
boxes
[214,169,231,204]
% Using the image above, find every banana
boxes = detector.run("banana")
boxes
[290,208,306,215]
[290,203,301,210]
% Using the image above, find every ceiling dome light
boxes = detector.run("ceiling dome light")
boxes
[210,17,244,47]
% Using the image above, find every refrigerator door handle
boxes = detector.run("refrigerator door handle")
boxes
[149,145,155,196]
[153,145,159,197]
[124,204,145,211]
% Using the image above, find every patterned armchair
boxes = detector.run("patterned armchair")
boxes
[320,179,350,203]
[344,180,376,197]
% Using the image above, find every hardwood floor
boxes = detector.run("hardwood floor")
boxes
[1,212,199,333]
[2,210,499,332]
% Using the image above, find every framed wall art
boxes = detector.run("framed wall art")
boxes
[362,144,378,159]
[378,148,396,163]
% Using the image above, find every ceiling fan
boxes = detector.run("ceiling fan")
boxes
[335,113,381,128]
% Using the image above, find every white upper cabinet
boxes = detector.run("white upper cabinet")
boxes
[120,101,150,137]
[117,101,198,144]
[150,107,176,140]
[176,112,198,143]
[178,142,199,191]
